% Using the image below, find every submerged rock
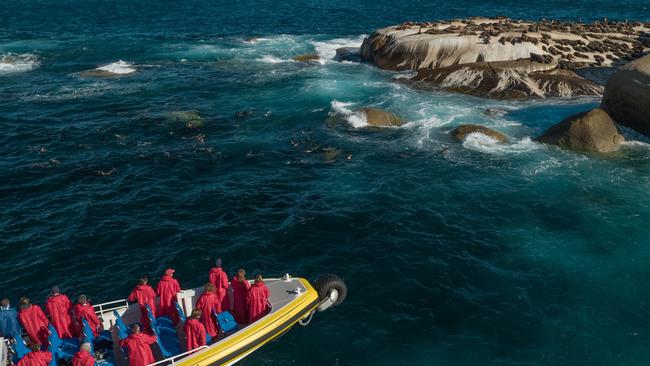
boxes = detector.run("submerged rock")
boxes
[292,54,320,62]
[360,108,404,127]
[483,108,508,118]
[452,124,508,143]
[334,47,361,62]
[234,111,253,119]
[167,111,204,129]
[536,108,624,153]
[601,54,650,138]
[322,147,342,163]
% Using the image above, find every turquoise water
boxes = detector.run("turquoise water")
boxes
[2,1,650,365]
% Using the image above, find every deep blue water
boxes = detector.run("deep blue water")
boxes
[2,1,650,365]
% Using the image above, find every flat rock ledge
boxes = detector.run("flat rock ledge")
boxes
[361,17,650,99]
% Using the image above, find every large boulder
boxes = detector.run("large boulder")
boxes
[601,54,650,137]
[360,108,403,127]
[360,18,650,99]
[452,124,508,142]
[536,108,625,153]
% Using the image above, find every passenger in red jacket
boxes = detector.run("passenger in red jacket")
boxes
[16,349,52,366]
[128,276,157,329]
[119,324,157,366]
[194,283,220,337]
[17,297,49,345]
[72,343,95,366]
[156,269,181,322]
[73,295,101,337]
[247,275,271,323]
[45,286,74,339]
[183,309,206,351]
[230,269,251,324]
[208,258,229,312]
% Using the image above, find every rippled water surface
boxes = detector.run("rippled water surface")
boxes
[2,1,650,365]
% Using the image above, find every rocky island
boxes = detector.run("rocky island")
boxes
[360,17,650,99]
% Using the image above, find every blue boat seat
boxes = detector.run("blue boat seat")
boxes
[81,319,95,353]
[12,335,31,363]
[216,311,237,334]
[175,303,187,323]
[48,325,78,361]
[113,310,129,340]
[144,305,180,358]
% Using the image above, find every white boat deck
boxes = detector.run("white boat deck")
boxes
[93,277,309,366]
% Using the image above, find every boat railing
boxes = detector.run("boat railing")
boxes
[147,346,209,366]
[0,337,7,366]
[93,298,130,318]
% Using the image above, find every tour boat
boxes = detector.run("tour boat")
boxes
[1,274,347,366]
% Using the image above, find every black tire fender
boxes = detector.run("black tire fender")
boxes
[314,274,347,307]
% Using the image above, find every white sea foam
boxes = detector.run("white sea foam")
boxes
[329,100,368,128]
[0,53,40,74]
[311,35,366,62]
[462,133,538,154]
[243,37,271,44]
[622,140,650,149]
[95,60,136,74]
[257,55,286,64]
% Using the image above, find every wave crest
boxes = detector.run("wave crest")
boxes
[0,53,40,75]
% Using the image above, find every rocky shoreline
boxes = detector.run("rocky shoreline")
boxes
[359,17,650,99]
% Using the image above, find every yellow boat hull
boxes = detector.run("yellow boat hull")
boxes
[176,278,320,366]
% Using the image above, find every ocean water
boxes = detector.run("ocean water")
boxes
[2,1,650,365]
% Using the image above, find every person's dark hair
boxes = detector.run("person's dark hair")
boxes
[190,309,202,319]
[236,268,246,281]
[77,294,87,304]
[139,276,148,285]
[255,274,263,283]
[130,323,140,334]
[19,297,30,307]
[1,298,10,307]
[204,282,216,293]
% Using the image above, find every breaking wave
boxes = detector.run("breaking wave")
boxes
[0,53,40,75]
[311,35,365,62]
[95,60,136,74]
[329,100,369,128]
[462,133,539,154]
[257,55,287,64]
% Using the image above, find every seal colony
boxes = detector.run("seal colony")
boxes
[360,17,650,99]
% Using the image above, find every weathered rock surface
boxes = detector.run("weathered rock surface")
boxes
[335,47,361,62]
[407,60,603,99]
[601,54,650,137]
[360,18,650,98]
[536,108,625,152]
[360,108,404,127]
[452,124,508,142]
[292,54,320,62]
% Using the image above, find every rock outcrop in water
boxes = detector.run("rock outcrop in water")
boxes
[601,54,650,137]
[335,47,362,62]
[360,17,650,99]
[452,124,508,142]
[360,108,404,127]
[292,54,320,62]
[536,108,624,152]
